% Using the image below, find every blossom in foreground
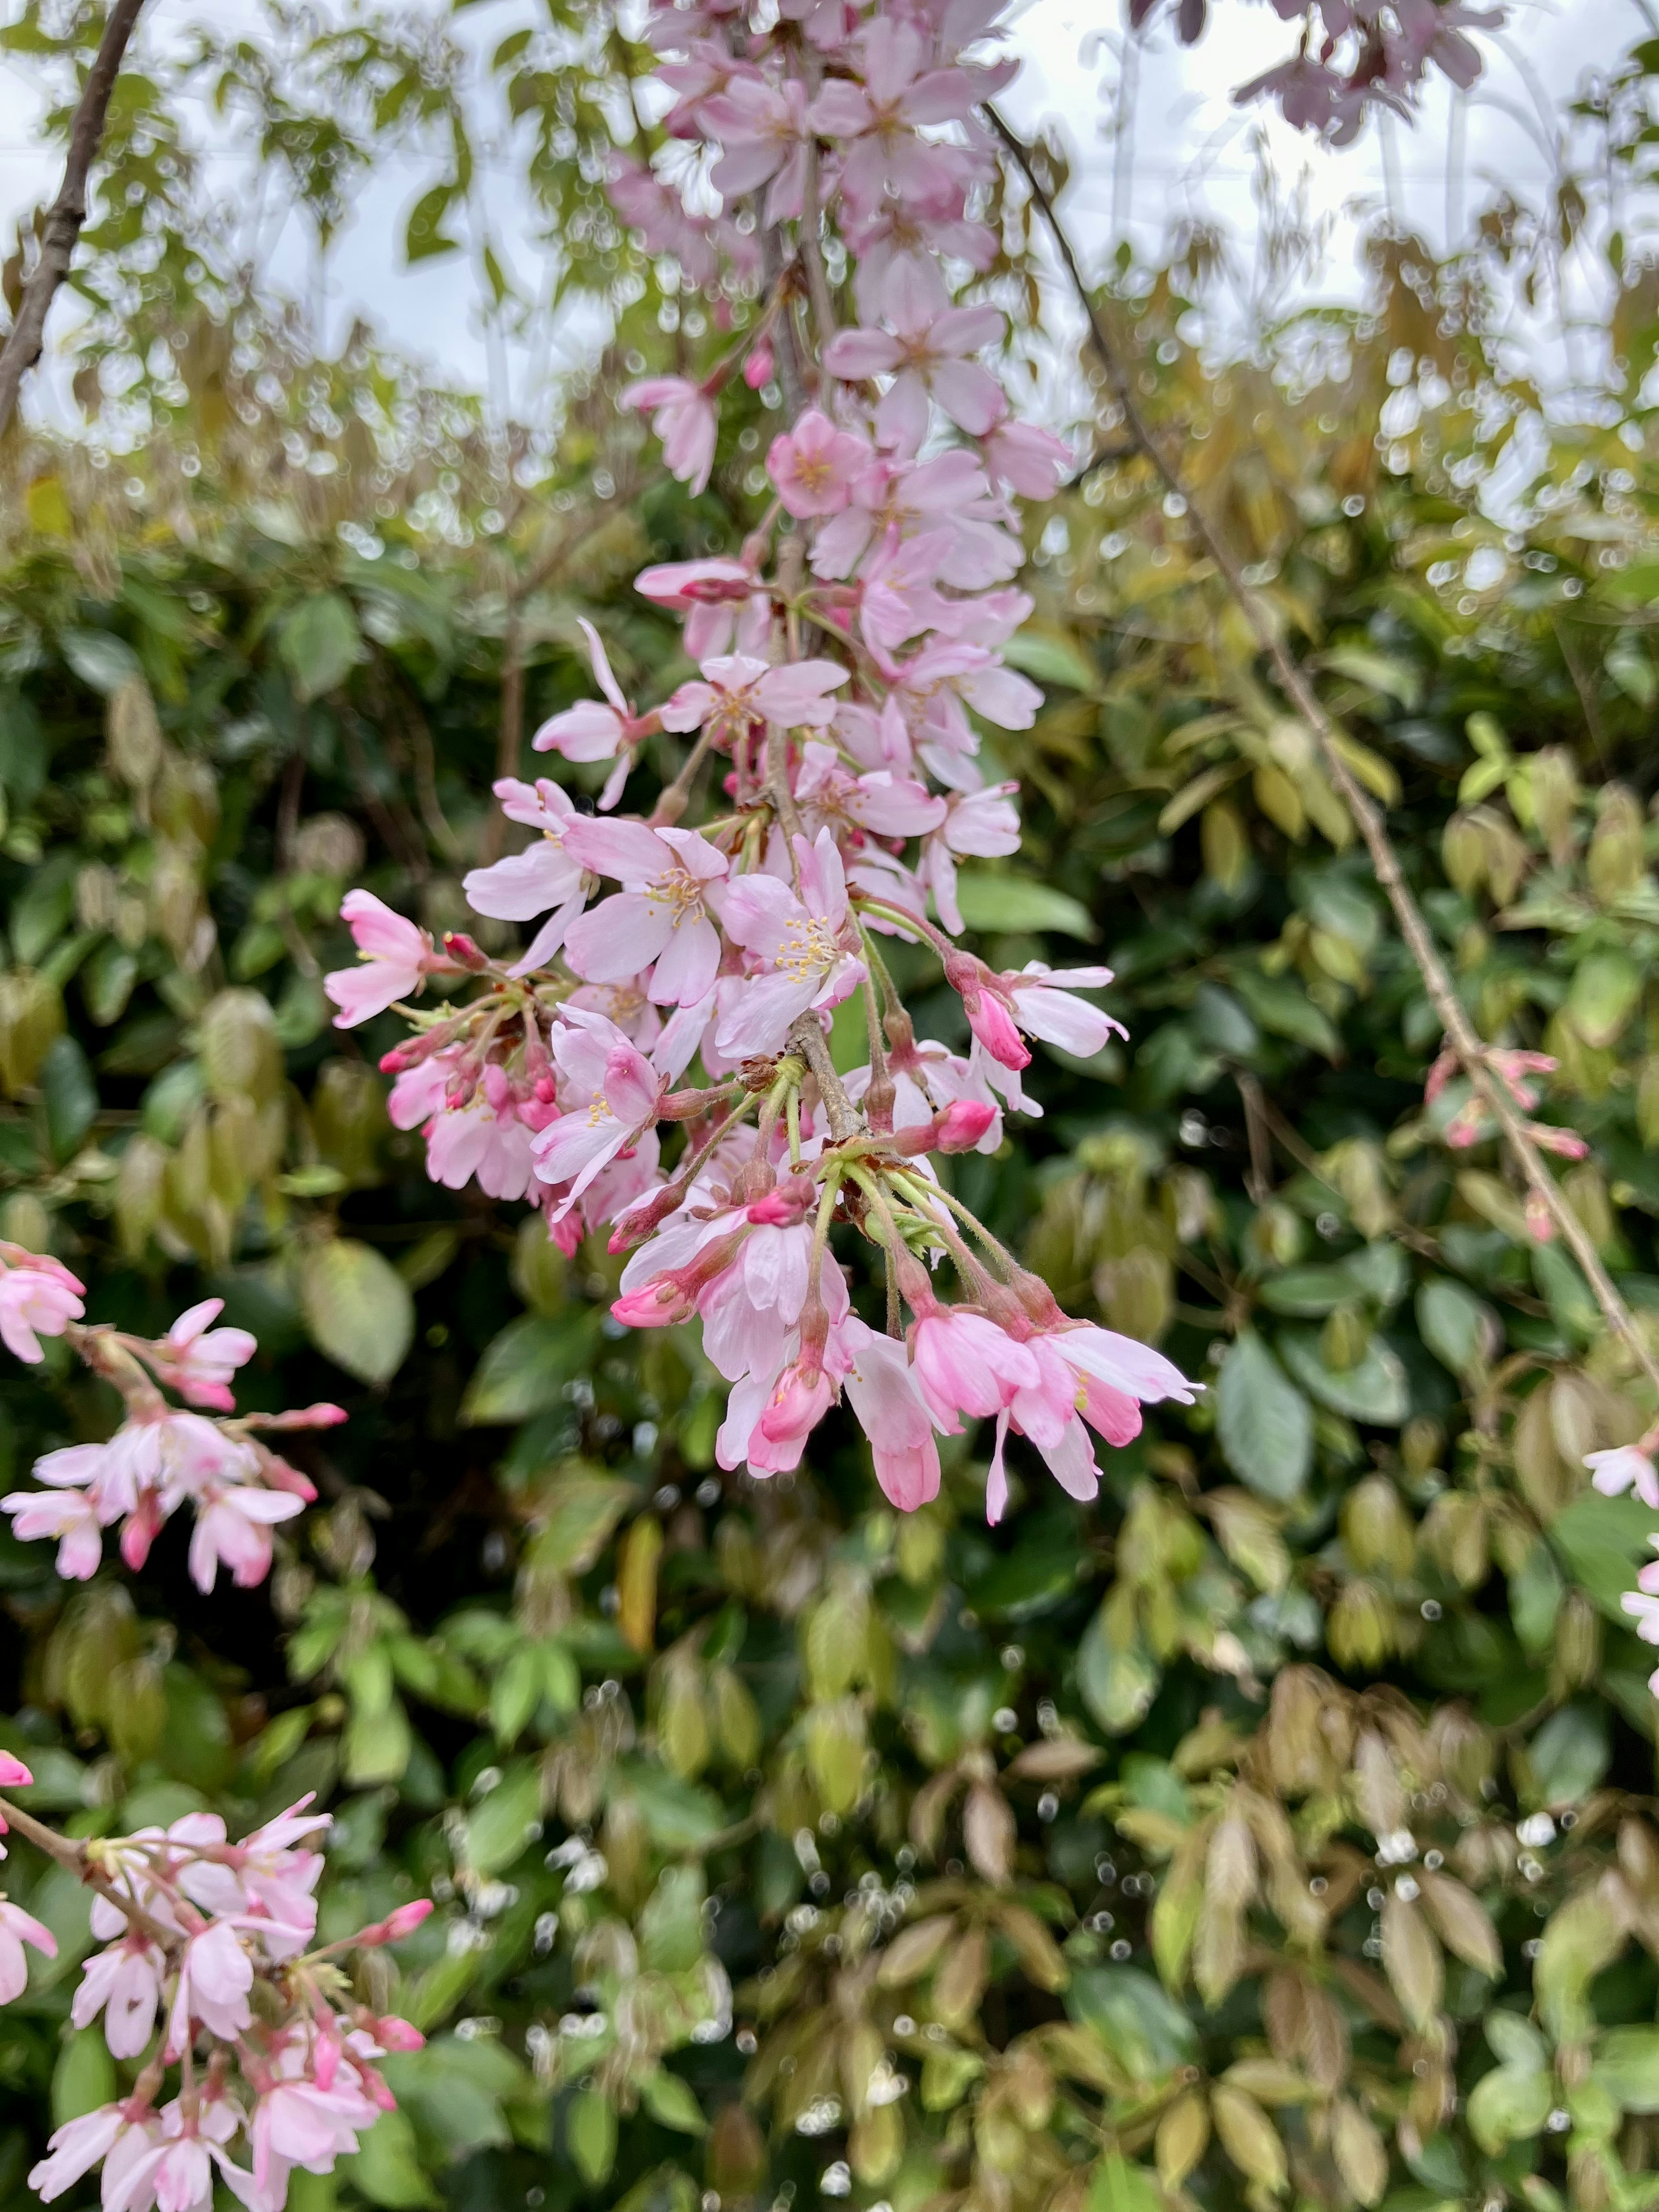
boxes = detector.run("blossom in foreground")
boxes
[564,820,730,1005]
[1587,1443,1659,1510]
[716,831,866,1057]
[324,891,434,1027]
[0,1247,84,1363]
[622,375,718,494]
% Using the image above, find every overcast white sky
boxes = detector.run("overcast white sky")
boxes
[0,0,1648,423]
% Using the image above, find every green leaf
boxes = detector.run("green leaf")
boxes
[463,1760,542,1875]
[1592,2026,1659,2113]
[1068,1967,1198,2083]
[1086,2155,1163,2212]
[1526,1702,1609,1808]
[52,2025,116,2125]
[1002,628,1098,692]
[59,629,142,695]
[1229,968,1342,1058]
[342,2108,439,2209]
[1077,1603,1160,1734]
[612,1759,726,1849]
[461,1311,600,1424]
[405,184,464,264]
[11,853,76,966]
[567,2088,617,2184]
[1466,2060,1552,2155]
[1214,1330,1312,1500]
[642,2069,708,2135]
[299,1237,414,1386]
[952,873,1097,941]
[1278,1328,1409,1424]
[39,1033,98,1160]
[1565,948,1642,1047]
[1416,1279,1492,1379]
[0,690,48,804]
[1548,1491,1658,1623]
[279,593,363,705]
[342,1696,412,1788]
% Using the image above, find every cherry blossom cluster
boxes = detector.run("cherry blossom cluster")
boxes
[0,1247,342,1592]
[0,1748,430,2212]
[1129,0,1501,142]
[322,0,1198,1521]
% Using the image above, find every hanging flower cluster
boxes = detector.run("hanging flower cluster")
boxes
[0,1249,341,1594]
[323,0,1197,1522]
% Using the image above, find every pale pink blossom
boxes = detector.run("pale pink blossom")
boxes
[767,409,873,518]
[717,830,866,1057]
[623,375,718,495]
[919,782,1020,934]
[532,1012,665,1218]
[910,1307,1039,1433]
[149,1300,256,1412]
[531,620,654,796]
[795,740,946,842]
[2,1485,103,1578]
[842,1319,941,1509]
[0,1895,55,2001]
[167,1919,253,2050]
[1587,1444,1659,1510]
[28,2103,135,2202]
[705,75,810,221]
[0,1247,84,1362]
[324,892,433,1028]
[463,778,588,974]
[824,286,1006,449]
[980,418,1073,499]
[809,17,995,215]
[635,557,768,660]
[662,653,848,744]
[187,1481,305,1593]
[73,1935,166,2058]
[564,820,730,1005]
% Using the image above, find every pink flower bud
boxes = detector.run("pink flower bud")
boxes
[382,1899,434,1941]
[0,1752,33,1788]
[374,2015,426,2050]
[743,340,775,390]
[935,1100,998,1153]
[611,1280,697,1328]
[443,932,489,971]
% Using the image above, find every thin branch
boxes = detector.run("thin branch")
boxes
[985,102,1659,1402]
[0,0,147,437]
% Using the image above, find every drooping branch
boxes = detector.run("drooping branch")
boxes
[985,104,1659,1402]
[0,0,148,438]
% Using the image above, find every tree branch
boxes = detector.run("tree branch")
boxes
[0,0,147,438]
[985,102,1659,1402]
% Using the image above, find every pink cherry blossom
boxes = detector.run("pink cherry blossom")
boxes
[662,653,849,745]
[149,1300,257,1411]
[824,289,1007,449]
[0,1897,55,2002]
[2,1485,104,1578]
[167,1919,253,2051]
[324,892,433,1028]
[28,2103,136,2202]
[463,777,588,974]
[187,1481,305,1594]
[842,1319,941,1508]
[717,830,867,1057]
[564,819,730,1005]
[795,740,946,842]
[532,1011,665,1218]
[767,409,873,518]
[980,418,1073,499]
[623,375,718,495]
[1587,1444,1659,1510]
[705,75,810,221]
[531,620,653,787]
[919,782,1020,934]
[910,1306,1040,1433]
[0,1247,84,1362]
[635,557,769,660]
[73,1934,165,2058]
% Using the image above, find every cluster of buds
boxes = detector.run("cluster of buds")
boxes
[1423,1043,1588,1244]
[0,1249,342,1593]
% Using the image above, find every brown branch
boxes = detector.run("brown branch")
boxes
[0,0,147,438]
[986,103,1659,1404]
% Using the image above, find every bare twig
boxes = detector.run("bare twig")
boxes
[986,103,1659,1400]
[0,0,147,437]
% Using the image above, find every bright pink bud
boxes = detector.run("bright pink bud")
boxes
[0,1752,33,1788]
[1527,1122,1589,1160]
[379,1046,411,1074]
[382,1899,434,1941]
[937,1100,998,1152]
[443,932,488,970]
[964,991,1028,1071]
[612,1280,697,1328]
[120,1493,165,1572]
[374,2015,425,2050]
[744,341,775,390]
